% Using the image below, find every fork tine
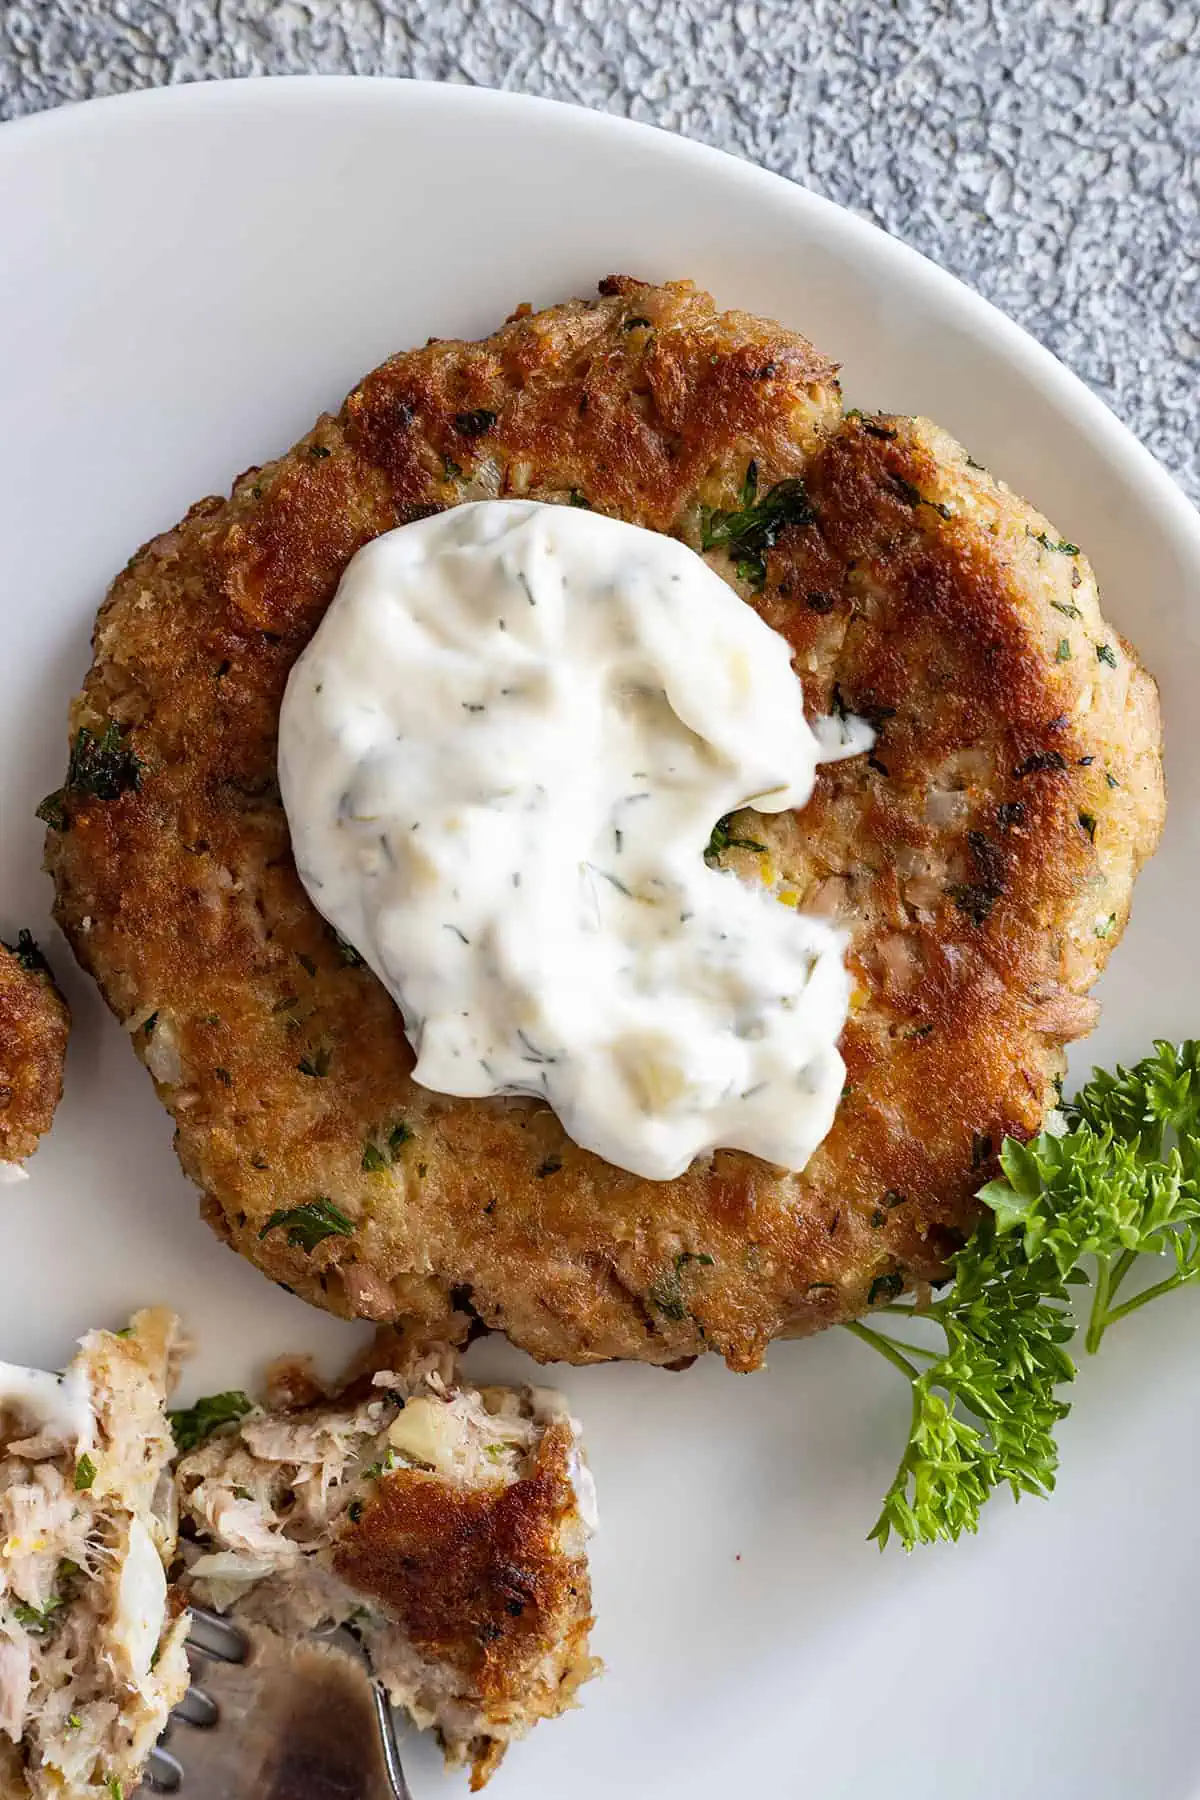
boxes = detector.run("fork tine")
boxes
[172,1685,219,1728]
[186,1606,249,1643]
[184,1607,248,1662]
[372,1680,414,1800]
[143,1746,183,1792]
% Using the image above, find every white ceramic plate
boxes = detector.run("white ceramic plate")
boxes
[3,78,1200,1800]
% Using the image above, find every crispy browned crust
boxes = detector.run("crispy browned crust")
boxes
[0,937,69,1167]
[333,1418,595,1789]
[43,278,1164,1369]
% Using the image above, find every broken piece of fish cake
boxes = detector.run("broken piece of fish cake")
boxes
[0,935,68,1184]
[176,1342,599,1791]
[0,1309,189,1799]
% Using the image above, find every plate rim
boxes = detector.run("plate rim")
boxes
[2,71,1197,571]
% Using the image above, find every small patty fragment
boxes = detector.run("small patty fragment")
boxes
[0,934,69,1175]
[176,1335,599,1790]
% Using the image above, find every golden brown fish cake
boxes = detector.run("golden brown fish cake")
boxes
[42,279,1163,1369]
[0,932,69,1172]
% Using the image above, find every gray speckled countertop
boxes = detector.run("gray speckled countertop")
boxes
[1,0,1197,501]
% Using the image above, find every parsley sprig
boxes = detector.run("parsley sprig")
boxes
[852,1040,1200,1550]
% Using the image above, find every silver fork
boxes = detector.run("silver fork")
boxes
[140,1609,412,1799]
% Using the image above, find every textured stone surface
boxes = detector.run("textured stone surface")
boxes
[2,0,1197,500]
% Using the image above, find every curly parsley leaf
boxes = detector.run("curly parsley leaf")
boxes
[1068,1039,1200,1166]
[851,1041,1200,1550]
[259,1196,356,1253]
[700,464,815,591]
[169,1390,254,1453]
[847,1217,1076,1551]
[1004,1040,1200,1349]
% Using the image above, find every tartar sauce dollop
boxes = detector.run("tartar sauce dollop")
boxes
[279,500,869,1181]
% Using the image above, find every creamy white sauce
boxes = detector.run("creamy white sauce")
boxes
[567,1450,600,1536]
[528,1386,599,1531]
[0,1361,93,1451]
[0,1163,28,1186]
[279,500,870,1181]
[112,1516,168,1683]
